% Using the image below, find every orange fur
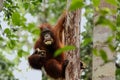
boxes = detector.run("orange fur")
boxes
[28,12,68,79]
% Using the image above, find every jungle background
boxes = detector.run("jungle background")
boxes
[0,0,120,80]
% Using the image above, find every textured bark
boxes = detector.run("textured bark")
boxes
[64,1,81,80]
[64,10,81,80]
[92,0,116,80]
[52,11,81,80]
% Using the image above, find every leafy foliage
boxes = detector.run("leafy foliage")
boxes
[116,1,120,80]
[54,46,75,57]
[106,0,117,6]
[92,0,100,7]
[0,54,16,80]
[0,0,66,80]
[69,0,84,11]
[80,1,93,79]
[99,49,108,63]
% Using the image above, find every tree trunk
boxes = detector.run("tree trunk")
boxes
[0,0,3,12]
[64,10,81,80]
[64,1,81,80]
[92,0,116,80]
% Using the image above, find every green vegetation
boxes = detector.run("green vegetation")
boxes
[0,0,119,80]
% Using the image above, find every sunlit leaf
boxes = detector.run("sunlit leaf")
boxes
[105,0,117,6]
[82,38,92,46]
[32,28,40,35]
[99,49,108,62]
[100,8,111,15]
[12,12,20,26]
[20,16,26,26]
[7,40,16,49]
[92,0,100,7]
[25,23,39,34]
[28,23,35,29]
[116,27,120,32]
[69,0,84,11]
[54,46,76,57]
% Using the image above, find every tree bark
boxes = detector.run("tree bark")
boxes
[64,10,81,80]
[92,0,116,80]
[0,0,3,12]
[64,1,81,80]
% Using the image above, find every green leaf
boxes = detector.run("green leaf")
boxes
[117,14,120,26]
[108,44,115,52]
[24,3,29,10]
[4,28,11,35]
[116,69,120,75]
[7,39,17,49]
[12,12,20,26]
[39,0,42,2]
[100,8,111,15]
[106,0,117,6]
[92,0,100,7]
[18,50,23,57]
[32,28,40,35]
[92,48,98,56]
[99,49,108,62]
[7,42,14,49]
[0,37,3,41]
[28,23,35,29]
[82,38,92,46]
[26,23,39,34]
[69,0,84,11]
[10,40,16,46]
[54,46,76,57]
[20,16,26,26]
[106,36,113,43]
